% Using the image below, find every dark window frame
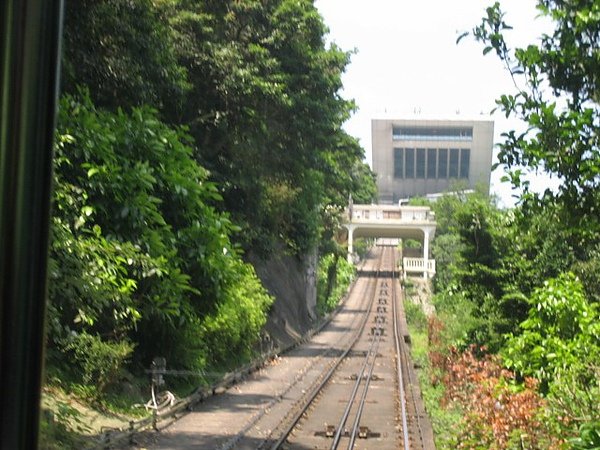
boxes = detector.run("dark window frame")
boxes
[426,148,437,179]
[416,148,426,178]
[449,148,459,178]
[438,148,448,178]
[393,147,404,178]
[405,148,415,178]
[460,148,470,179]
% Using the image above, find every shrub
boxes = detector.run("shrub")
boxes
[404,299,427,332]
[443,347,554,449]
[317,253,355,314]
[61,332,134,396]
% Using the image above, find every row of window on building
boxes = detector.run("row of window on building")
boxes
[392,126,473,142]
[393,147,470,179]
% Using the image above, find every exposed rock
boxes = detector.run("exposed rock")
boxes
[248,247,317,349]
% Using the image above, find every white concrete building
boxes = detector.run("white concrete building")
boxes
[372,119,494,203]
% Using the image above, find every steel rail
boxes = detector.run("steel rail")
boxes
[346,312,384,449]
[269,248,386,450]
[345,248,392,449]
[226,266,377,450]
[217,251,380,450]
[331,247,388,449]
[400,287,426,448]
[393,250,412,450]
[329,306,382,449]
[333,247,389,449]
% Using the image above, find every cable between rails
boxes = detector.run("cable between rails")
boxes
[270,248,386,450]
[332,246,389,450]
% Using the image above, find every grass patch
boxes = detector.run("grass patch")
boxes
[404,298,463,449]
[40,384,141,450]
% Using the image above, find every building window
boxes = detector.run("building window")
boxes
[460,148,470,178]
[393,146,470,180]
[438,148,448,178]
[449,148,459,178]
[416,148,426,178]
[405,148,415,178]
[393,126,473,141]
[427,148,436,178]
[394,148,403,178]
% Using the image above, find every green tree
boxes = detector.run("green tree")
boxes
[465,1,600,247]
[503,274,600,437]
[503,273,600,385]
[50,94,273,382]
[62,0,368,258]
[431,192,532,350]
[52,0,371,394]
[61,0,188,112]
[162,0,364,256]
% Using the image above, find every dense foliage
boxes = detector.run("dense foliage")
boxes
[47,0,375,409]
[420,1,600,446]
[48,95,274,392]
[316,253,356,315]
[427,191,600,447]
[61,0,376,257]
[467,0,600,245]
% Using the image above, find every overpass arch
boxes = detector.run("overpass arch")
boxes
[342,205,436,278]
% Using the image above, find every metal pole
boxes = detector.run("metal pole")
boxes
[0,1,64,448]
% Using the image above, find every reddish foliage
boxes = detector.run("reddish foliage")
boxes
[427,315,447,383]
[440,346,558,449]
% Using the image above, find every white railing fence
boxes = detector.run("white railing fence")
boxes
[403,257,436,278]
[345,206,435,223]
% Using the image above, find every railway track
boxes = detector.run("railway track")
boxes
[271,246,432,450]
[129,247,434,450]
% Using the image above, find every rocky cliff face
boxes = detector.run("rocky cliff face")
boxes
[249,248,317,349]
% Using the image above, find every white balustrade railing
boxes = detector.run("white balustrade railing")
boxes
[345,205,435,223]
[403,257,436,274]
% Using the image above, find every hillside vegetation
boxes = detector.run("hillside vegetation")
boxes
[406,1,600,448]
[43,1,376,444]
[42,0,600,448]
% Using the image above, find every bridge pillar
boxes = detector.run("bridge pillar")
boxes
[346,224,356,263]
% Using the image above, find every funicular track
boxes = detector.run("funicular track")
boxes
[269,246,432,450]
[201,250,386,450]
[129,247,434,450]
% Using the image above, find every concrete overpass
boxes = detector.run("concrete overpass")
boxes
[342,204,436,278]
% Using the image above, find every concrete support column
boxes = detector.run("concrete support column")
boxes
[347,225,355,263]
[423,228,430,279]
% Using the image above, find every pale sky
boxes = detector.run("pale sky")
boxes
[314,0,553,206]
